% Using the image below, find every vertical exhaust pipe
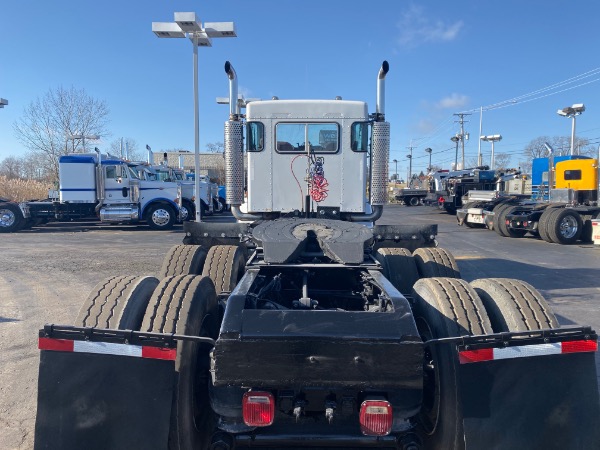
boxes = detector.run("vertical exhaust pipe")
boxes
[179,154,184,170]
[369,61,390,213]
[376,61,390,121]
[224,61,245,209]
[225,61,239,118]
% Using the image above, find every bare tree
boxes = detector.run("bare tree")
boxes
[13,86,110,182]
[206,142,224,153]
[494,153,512,170]
[0,156,23,179]
[109,138,143,161]
[524,135,594,162]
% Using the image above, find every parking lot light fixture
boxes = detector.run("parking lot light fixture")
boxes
[425,148,432,172]
[67,134,100,152]
[480,134,502,169]
[557,103,585,155]
[0,98,7,108]
[451,135,460,169]
[152,12,237,222]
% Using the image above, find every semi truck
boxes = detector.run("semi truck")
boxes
[500,152,600,244]
[0,152,182,232]
[129,159,215,220]
[434,167,497,214]
[455,172,531,229]
[33,61,599,450]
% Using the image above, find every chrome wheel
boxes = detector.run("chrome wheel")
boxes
[559,215,578,239]
[0,207,17,228]
[151,208,171,227]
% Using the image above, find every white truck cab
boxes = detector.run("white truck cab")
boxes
[223,61,390,224]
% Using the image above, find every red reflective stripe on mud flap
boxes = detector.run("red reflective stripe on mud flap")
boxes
[561,340,598,354]
[142,346,177,361]
[39,337,175,361]
[459,340,598,364]
[458,348,493,364]
[38,337,74,352]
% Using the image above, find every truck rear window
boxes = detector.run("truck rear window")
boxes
[276,123,339,153]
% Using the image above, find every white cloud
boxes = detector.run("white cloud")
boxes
[436,93,469,110]
[397,5,463,48]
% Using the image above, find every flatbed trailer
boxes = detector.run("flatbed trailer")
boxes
[393,188,428,206]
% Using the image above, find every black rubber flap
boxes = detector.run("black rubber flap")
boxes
[459,352,600,449]
[34,351,174,450]
[252,218,373,264]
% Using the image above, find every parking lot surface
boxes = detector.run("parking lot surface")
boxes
[1,205,598,449]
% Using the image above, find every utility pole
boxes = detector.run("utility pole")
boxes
[454,113,470,169]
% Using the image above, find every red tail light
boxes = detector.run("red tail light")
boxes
[242,391,274,427]
[359,400,392,436]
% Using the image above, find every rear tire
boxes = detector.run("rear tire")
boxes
[76,275,159,330]
[537,208,557,243]
[412,278,492,450]
[202,245,246,295]
[547,208,583,245]
[493,204,512,237]
[471,278,558,332]
[409,196,420,206]
[374,247,419,295]
[159,245,207,278]
[0,202,24,233]
[141,275,219,450]
[413,248,460,279]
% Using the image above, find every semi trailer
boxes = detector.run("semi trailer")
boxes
[499,151,600,244]
[1,152,182,232]
[33,61,599,450]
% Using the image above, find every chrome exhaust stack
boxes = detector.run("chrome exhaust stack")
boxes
[224,61,248,218]
[370,61,390,210]
[375,60,389,121]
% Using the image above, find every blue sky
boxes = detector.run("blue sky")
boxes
[1,1,600,177]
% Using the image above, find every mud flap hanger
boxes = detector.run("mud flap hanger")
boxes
[39,323,216,347]
[427,326,600,449]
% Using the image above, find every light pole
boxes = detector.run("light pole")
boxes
[393,159,398,181]
[557,103,585,155]
[153,12,237,222]
[425,147,432,172]
[406,154,412,186]
[480,134,502,169]
[67,134,100,152]
[451,135,460,169]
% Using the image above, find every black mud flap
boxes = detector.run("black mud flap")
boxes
[457,340,600,449]
[34,335,177,450]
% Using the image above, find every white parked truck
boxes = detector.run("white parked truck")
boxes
[0,152,182,232]
[129,160,214,220]
[33,61,599,450]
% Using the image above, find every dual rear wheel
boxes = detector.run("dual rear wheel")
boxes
[413,276,558,449]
